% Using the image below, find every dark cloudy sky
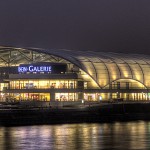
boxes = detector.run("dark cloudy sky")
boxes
[0,0,150,54]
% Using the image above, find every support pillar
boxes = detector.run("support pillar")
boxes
[50,92,55,101]
[109,93,112,100]
[117,92,120,99]
[78,92,83,100]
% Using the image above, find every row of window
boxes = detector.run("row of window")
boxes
[0,93,149,101]
[9,80,77,89]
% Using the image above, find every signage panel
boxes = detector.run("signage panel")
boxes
[18,63,67,74]
[18,65,52,73]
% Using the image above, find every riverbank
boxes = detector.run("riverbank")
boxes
[0,102,150,126]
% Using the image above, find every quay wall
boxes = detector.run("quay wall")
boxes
[0,102,150,126]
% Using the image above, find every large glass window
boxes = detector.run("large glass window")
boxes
[84,93,97,101]
[55,93,77,101]
[9,93,50,101]
[9,79,77,89]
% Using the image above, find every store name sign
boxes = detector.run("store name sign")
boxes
[18,65,52,73]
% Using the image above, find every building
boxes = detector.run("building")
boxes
[0,46,150,102]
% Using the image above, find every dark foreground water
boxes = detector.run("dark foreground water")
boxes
[1,121,150,150]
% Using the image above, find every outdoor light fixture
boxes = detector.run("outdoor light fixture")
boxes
[99,96,102,101]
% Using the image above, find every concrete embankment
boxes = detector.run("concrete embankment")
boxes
[0,102,150,126]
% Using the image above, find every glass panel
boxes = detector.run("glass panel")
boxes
[55,93,77,101]
[106,63,120,81]
[82,61,96,80]
[129,64,143,82]
[117,64,132,78]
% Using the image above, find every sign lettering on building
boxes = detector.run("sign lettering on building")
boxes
[18,65,52,73]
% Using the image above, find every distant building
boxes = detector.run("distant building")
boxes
[0,46,149,101]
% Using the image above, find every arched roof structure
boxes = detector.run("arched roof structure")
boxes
[0,46,150,88]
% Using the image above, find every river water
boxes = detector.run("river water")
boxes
[0,121,150,150]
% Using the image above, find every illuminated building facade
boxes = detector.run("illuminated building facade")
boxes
[0,46,150,102]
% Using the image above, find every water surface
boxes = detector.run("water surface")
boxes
[0,121,150,150]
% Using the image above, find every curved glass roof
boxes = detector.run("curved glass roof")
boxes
[0,46,150,88]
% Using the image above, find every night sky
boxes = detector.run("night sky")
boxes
[0,0,150,54]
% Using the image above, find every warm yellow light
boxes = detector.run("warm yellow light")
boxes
[135,74,141,81]
[124,71,129,78]
[112,75,116,80]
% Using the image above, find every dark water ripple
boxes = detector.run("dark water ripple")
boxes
[0,121,150,150]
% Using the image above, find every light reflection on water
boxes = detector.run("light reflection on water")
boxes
[0,121,150,149]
